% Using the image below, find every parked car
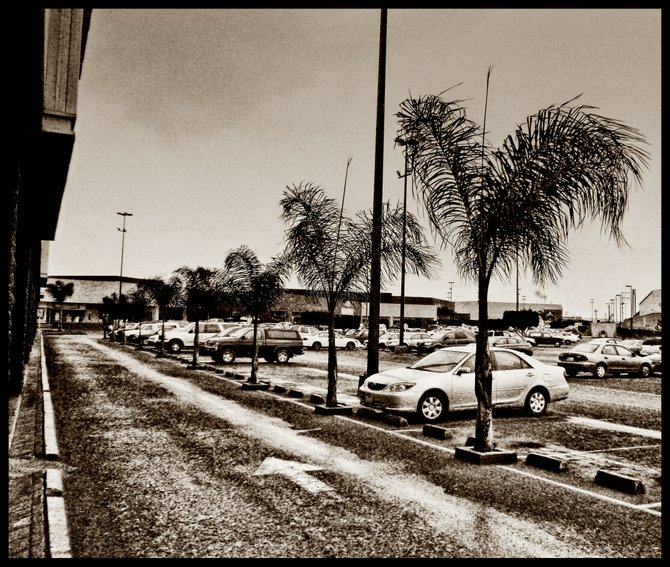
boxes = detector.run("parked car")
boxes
[620,339,645,354]
[556,331,581,344]
[376,332,401,350]
[158,321,234,353]
[526,330,568,347]
[290,325,321,341]
[204,327,304,363]
[386,331,433,352]
[112,322,140,341]
[126,321,183,344]
[358,344,570,422]
[488,335,534,356]
[415,328,476,353]
[641,337,661,355]
[302,331,362,351]
[200,326,250,356]
[557,340,654,378]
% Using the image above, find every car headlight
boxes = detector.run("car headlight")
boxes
[385,382,416,392]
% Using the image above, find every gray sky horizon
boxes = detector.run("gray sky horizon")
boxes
[48,8,661,320]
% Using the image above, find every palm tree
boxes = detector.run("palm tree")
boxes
[396,83,648,451]
[221,245,289,384]
[173,266,220,368]
[280,182,440,408]
[138,276,181,356]
[45,280,74,331]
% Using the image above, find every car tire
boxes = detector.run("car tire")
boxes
[594,363,607,378]
[221,348,236,364]
[525,388,548,416]
[312,342,322,351]
[432,345,442,353]
[168,340,183,353]
[275,348,290,363]
[418,391,447,423]
[639,364,651,378]
[345,342,355,351]
[554,340,562,347]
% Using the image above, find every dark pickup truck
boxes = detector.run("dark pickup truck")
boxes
[203,327,304,364]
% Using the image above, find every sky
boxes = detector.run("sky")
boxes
[48,8,662,320]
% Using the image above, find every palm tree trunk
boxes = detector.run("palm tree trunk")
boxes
[249,316,259,384]
[192,318,200,367]
[474,274,495,452]
[325,310,339,407]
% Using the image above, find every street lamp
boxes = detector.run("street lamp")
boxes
[394,135,418,347]
[117,211,132,341]
[590,299,594,323]
[626,284,634,332]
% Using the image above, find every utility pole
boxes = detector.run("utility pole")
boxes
[394,135,417,347]
[117,211,132,342]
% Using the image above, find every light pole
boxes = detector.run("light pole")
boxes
[394,135,417,347]
[626,284,634,332]
[590,299,594,323]
[117,211,132,341]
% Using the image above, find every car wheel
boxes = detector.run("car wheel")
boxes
[221,348,236,364]
[432,345,442,352]
[639,364,651,378]
[275,348,290,363]
[312,342,322,351]
[345,342,355,351]
[594,363,607,378]
[565,368,578,377]
[418,392,447,423]
[525,388,548,416]
[554,340,562,347]
[168,340,183,353]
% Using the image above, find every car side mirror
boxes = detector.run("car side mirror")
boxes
[457,366,472,374]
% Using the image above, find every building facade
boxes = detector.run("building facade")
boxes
[6,8,91,394]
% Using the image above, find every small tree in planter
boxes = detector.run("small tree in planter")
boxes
[45,280,74,331]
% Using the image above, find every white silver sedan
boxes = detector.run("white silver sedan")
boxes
[358,344,569,423]
[303,331,362,351]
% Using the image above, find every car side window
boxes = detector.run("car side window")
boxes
[602,345,617,355]
[492,351,529,371]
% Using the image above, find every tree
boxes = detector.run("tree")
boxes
[138,276,181,355]
[502,310,540,338]
[280,181,440,407]
[221,245,289,384]
[45,280,74,331]
[173,266,221,368]
[396,81,648,451]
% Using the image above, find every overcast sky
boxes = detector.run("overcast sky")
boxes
[48,8,661,320]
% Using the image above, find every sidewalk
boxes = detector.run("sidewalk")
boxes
[8,332,47,558]
[8,331,70,558]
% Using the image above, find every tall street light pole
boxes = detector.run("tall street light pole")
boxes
[367,8,387,379]
[394,135,417,347]
[117,211,132,341]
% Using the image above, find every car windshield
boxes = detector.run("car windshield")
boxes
[572,343,599,353]
[409,349,470,373]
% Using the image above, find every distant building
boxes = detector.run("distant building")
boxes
[40,275,570,330]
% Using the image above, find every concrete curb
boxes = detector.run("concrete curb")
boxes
[594,470,646,494]
[525,452,568,472]
[39,333,72,558]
